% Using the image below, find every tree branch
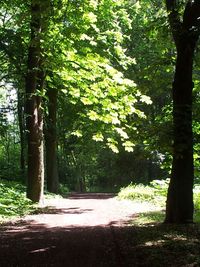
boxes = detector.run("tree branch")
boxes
[165,0,182,46]
[165,0,176,11]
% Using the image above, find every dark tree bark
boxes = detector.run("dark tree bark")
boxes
[45,87,59,193]
[25,1,48,202]
[165,0,200,223]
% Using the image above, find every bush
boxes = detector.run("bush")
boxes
[150,179,169,197]
[118,183,156,202]
[118,179,168,207]
[118,179,200,211]
[59,184,70,195]
[0,180,68,223]
[0,180,36,221]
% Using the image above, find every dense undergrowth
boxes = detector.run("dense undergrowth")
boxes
[0,180,35,222]
[0,180,65,223]
[118,179,200,224]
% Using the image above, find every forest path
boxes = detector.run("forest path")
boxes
[25,193,151,227]
[0,193,154,267]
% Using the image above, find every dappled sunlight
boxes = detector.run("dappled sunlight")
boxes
[0,194,199,267]
[1,218,200,267]
[21,193,138,228]
[30,246,56,254]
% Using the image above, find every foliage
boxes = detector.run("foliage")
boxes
[193,185,200,211]
[133,210,165,225]
[58,184,70,196]
[0,180,65,223]
[118,179,200,212]
[0,0,172,193]
[118,179,168,206]
[118,183,155,202]
[0,0,200,222]
[0,180,36,222]
[49,0,153,154]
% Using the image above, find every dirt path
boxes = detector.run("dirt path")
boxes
[0,193,151,267]
[24,193,150,228]
[1,193,198,267]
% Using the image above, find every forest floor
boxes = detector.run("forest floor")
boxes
[0,193,200,267]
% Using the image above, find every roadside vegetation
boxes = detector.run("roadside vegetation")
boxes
[118,179,200,224]
[2,177,200,227]
[0,180,66,224]
[0,180,35,223]
[117,180,200,266]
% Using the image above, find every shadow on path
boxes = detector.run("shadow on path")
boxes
[68,193,116,200]
[0,193,200,267]
[33,207,93,215]
[1,221,200,267]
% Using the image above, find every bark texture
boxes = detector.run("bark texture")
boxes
[165,0,200,223]
[25,1,46,202]
[45,87,59,193]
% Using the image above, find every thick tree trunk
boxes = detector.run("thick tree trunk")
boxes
[165,43,194,223]
[26,92,44,202]
[45,87,59,193]
[164,0,200,223]
[25,1,44,202]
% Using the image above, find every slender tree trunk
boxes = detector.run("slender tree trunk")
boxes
[17,89,25,174]
[25,1,44,202]
[45,87,59,193]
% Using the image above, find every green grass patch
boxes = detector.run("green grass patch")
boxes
[0,180,37,223]
[118,179,169,209]
[118,179,200,225]
[0,180,65,224]
[133,210,165,225]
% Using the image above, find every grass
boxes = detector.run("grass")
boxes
[0,180,36,223]
[118,179,200,224]
[0,179,65,224]
[118,180,200,266]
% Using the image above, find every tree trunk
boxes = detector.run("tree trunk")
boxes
[165,42,194,223]
[45,87,59,193]
[164,0,200,223]
[25,1,44,202]
[17,89,25,175]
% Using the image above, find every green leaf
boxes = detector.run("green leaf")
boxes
[71,130,83,137]
[92,133,104,142]
[87,110,99,121]
[122,141,135,152]
[140,95,152,105]
[115,127,129,139]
